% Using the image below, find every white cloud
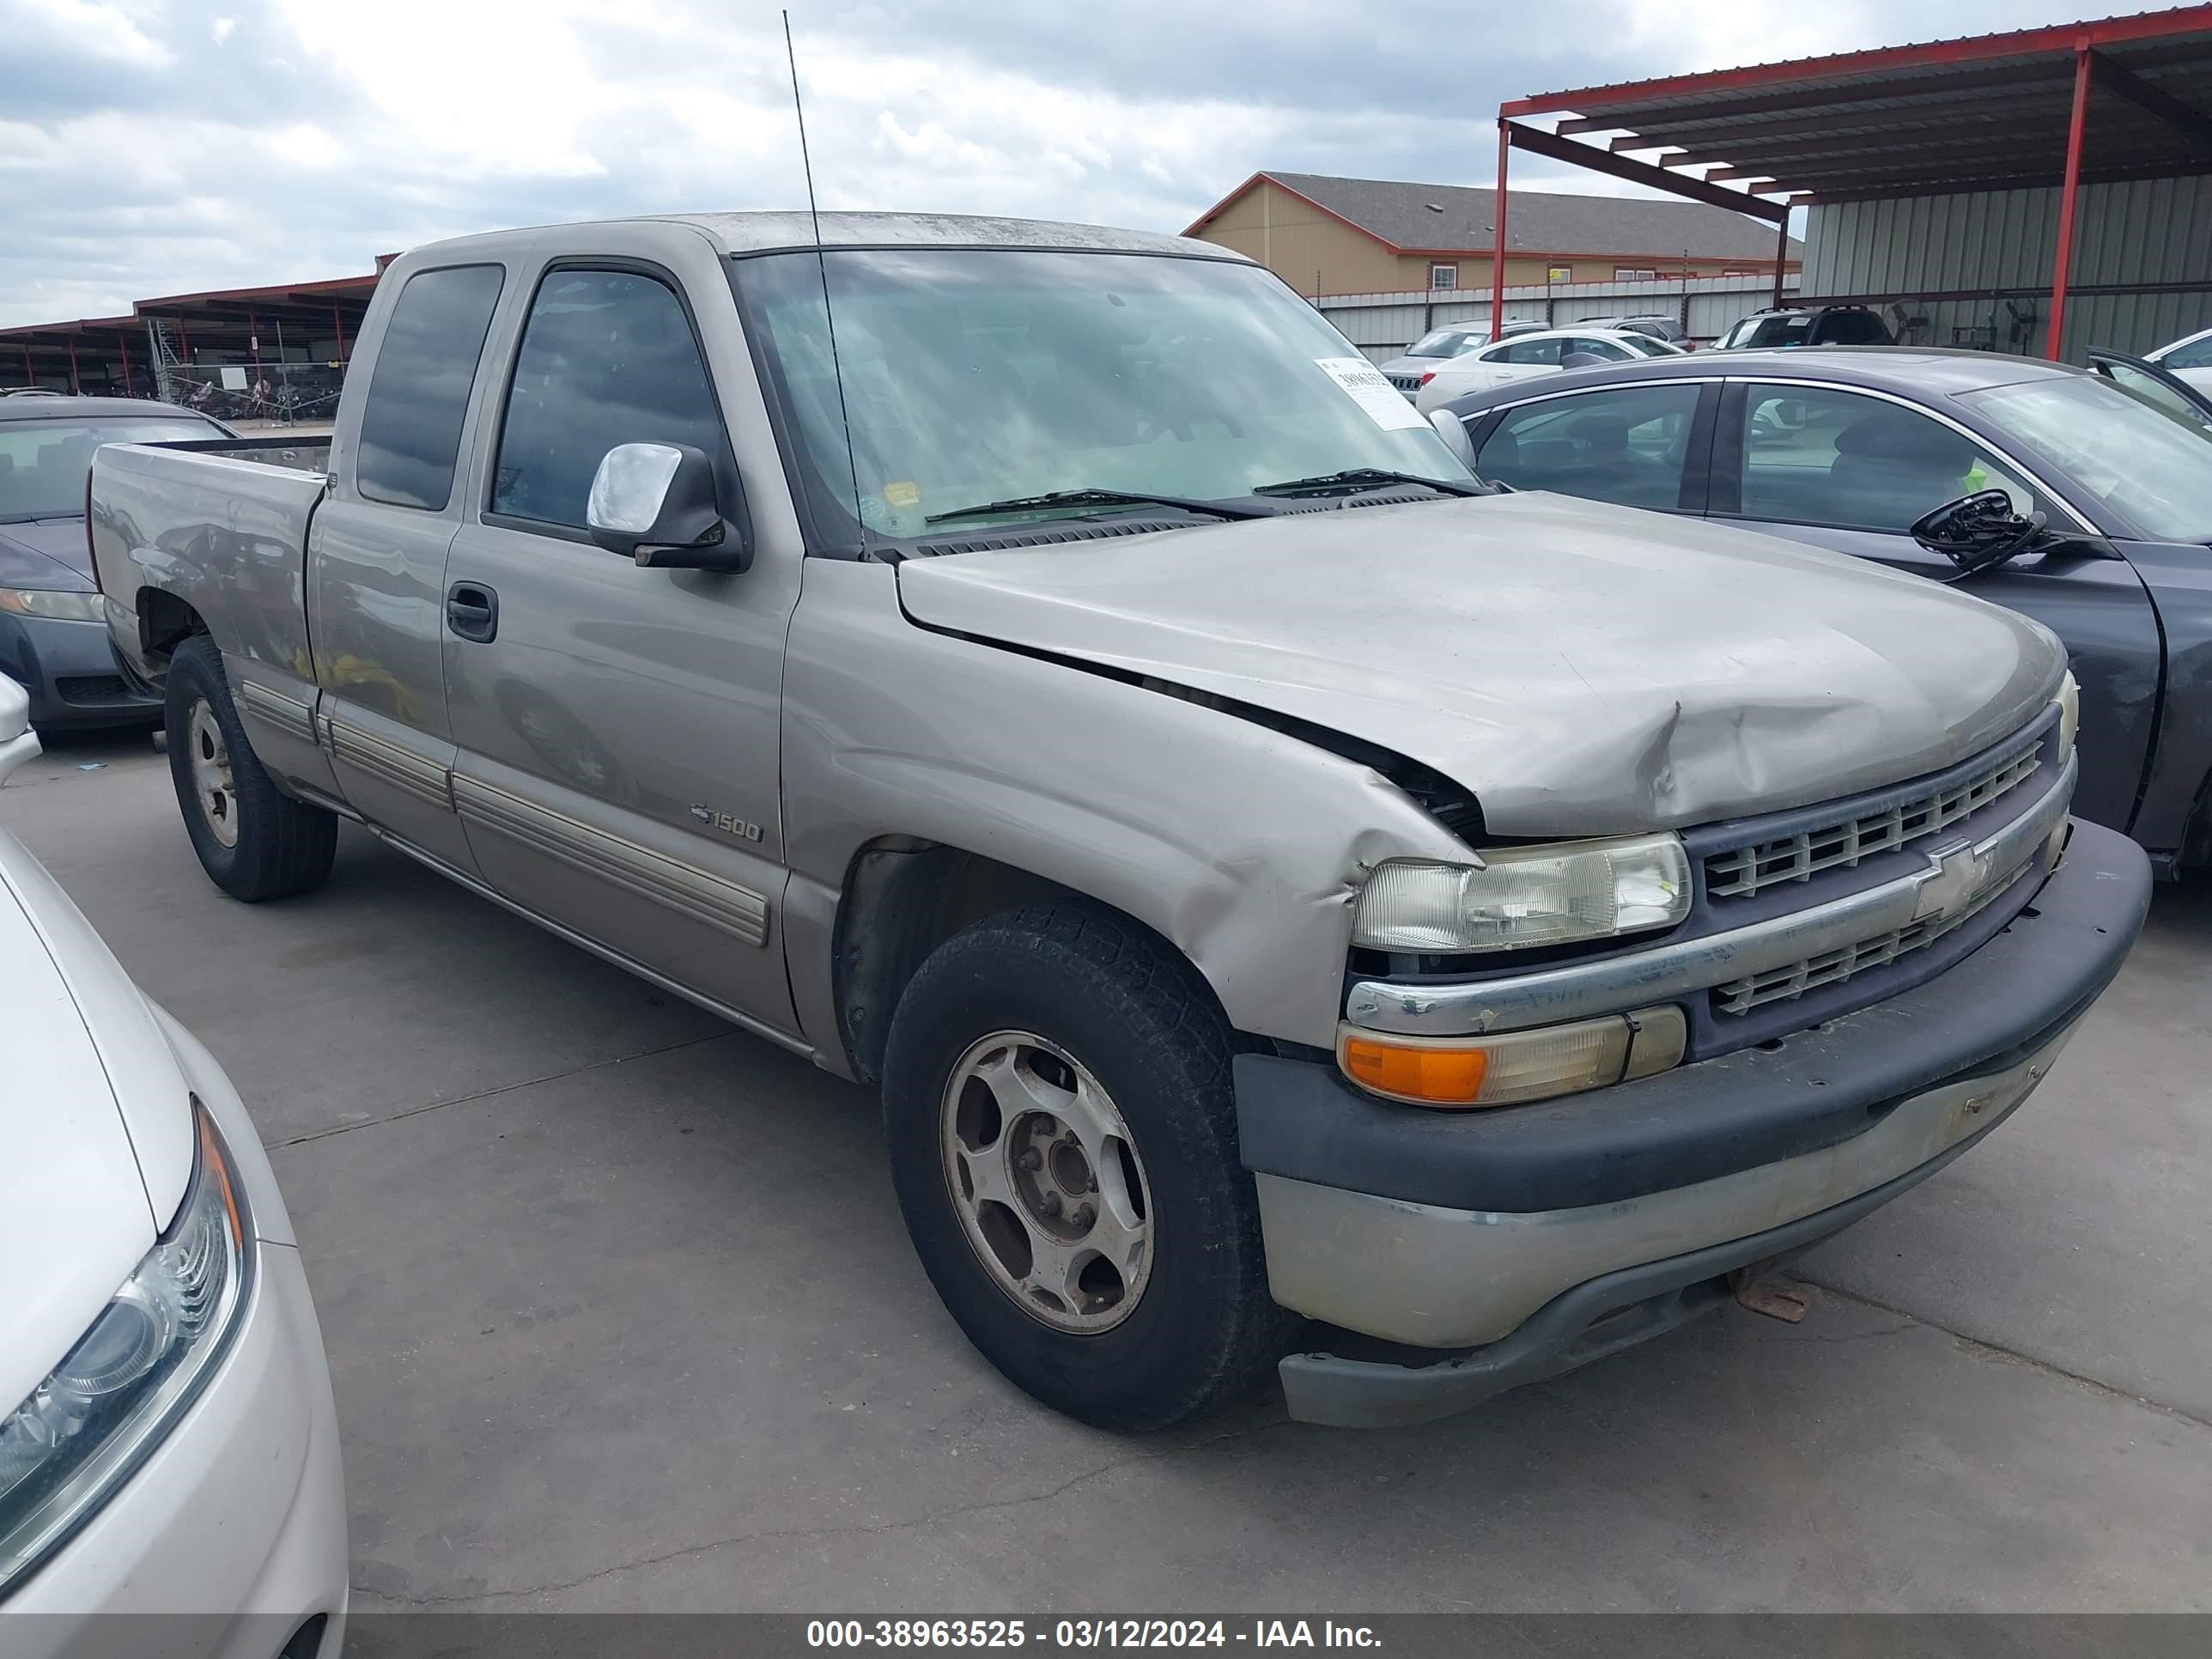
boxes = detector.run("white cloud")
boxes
[0,0,2136,325]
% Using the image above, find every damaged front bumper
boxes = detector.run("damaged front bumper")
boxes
[1234,817,2150,1428]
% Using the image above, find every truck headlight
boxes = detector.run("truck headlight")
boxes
[1353,833,1692,953]
[0,1104,251,1595]
[0,588,105,623]
[2056,671,2078,756]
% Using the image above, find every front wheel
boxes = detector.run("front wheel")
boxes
[164,635,337,901]
[882,901,1289,1431]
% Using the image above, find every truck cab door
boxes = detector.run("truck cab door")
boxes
[307,261,509,876]
[441,240,803,1038]
[1708,379,2160,836]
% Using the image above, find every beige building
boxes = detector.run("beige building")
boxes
[1186,171,1800,298]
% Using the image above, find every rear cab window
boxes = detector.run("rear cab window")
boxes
[355,264,506,511]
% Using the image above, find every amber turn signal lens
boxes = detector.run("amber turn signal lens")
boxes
[1340,1035,1489,1104]
[1338,1006,1686,1110]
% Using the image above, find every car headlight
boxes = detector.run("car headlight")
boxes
[2056,671,2079,756]
[0,588,104,623]
[0,1103,251,1596]
[1353,832,1692,953]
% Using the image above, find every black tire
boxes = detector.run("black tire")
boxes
[165,635,337,901]
[883,899,1291,1431]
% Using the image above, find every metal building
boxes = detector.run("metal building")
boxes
[1486,5,2212,361]
[0,266,385,420]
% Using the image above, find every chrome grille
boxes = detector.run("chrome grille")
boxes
[1710,852,2028,1016]
[1705,745,2043,898]
[1387,373,1423,395]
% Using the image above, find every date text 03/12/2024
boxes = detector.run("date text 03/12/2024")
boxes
[805,1622,1383,1649]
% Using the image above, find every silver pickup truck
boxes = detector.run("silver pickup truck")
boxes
[91,212,2150,1431]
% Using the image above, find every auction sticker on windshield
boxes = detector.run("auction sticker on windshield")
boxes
[1314,356,1426,431]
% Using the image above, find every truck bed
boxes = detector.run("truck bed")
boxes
[90,438,331,695]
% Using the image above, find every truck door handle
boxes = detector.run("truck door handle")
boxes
[446,581,498,643]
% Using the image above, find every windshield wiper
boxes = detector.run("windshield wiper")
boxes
[925,487,1264,526]
[1251,467,1486,499]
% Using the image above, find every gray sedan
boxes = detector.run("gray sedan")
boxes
[1,397,228,727]
[1437,346,2212,876]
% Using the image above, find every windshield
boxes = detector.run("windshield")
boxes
[0,417,218,521]
[1960,374,2212,543]
[1406,328,1481,359]
[732,248,1473,545]
[1621,335,1676,357]
[1748,314,1814,349]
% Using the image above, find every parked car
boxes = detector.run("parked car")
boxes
[2,397,231,729]
[1437,345,2212,876]
[1408,326,1684,410]
[0,674,346,1640]
[1712,305,1893,349]
[90,212,2146,1432]
[1374,325,1492,392]
[2145,325,2212,394]
[1577,314,1692,349]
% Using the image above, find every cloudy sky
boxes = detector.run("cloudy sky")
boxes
[0,0,2142,326]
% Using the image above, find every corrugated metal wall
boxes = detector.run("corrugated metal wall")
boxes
[1802,175,2212,359]
[1316,274,1793,362]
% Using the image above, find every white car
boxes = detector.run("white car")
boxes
[1413,327,1685,412]
[2146,325,2212,394]
[0,675,346,1653]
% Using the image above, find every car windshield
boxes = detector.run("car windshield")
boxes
[1748,314,1814,348]
[732,248,1473,545]
[1961,374,2212,543]
[1406,328,1481,358]
[1621,335,1676,357]
[0,417,218,521]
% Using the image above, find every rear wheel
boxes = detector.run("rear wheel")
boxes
[883,900,1289,1431]
[165,635,337,901]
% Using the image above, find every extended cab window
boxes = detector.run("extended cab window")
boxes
[1735,385,2034,532]
[492,269,729,531]
[356,264,505,511]
[1474,383,1700,509]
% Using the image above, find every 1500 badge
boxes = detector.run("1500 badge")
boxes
[690,804,764,842]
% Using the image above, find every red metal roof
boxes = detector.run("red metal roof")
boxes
[1499,5,2212,203]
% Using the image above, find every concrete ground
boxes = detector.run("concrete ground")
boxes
[9,726,2210,1613]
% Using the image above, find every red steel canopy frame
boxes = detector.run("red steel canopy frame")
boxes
[1487,5,2212,358]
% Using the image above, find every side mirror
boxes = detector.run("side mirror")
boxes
[1911,489,2050,577]
[0,673,38,787]
[586,443,750,572]
[1426,408,1474,466]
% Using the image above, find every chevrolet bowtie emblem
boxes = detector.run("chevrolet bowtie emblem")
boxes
[1912,838,1986,923]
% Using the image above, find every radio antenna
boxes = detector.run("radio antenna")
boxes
[782,11,872,559]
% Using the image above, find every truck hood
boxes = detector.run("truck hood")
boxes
[0,832,196,1413]
[894,492,2065,836]
[0,516,94,591]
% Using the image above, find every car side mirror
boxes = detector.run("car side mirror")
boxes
[1911,489,2051,577]
[586,443,750,572]
[1426,408,1474,466]
[0,673,38,787]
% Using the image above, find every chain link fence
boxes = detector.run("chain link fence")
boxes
[161,362,347,426]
